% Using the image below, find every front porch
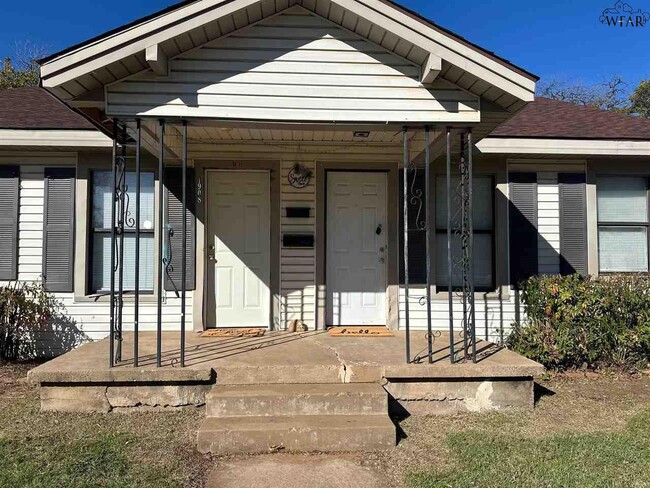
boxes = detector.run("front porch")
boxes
[29,330,542,409]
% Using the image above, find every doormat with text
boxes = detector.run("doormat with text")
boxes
[328,326,394,337]
[201,328,266,338]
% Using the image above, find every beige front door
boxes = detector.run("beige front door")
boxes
[206,171,271,328]
[326,171,388,326]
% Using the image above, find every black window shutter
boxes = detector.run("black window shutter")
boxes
[399,170,427,284]
[509,172,538,288]
[164,167,196,292]
[559,172,587,276]
[0,166,19,280]
[43,168,75,292]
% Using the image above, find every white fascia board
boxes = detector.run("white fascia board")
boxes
[41,0,261,87]
[476,137,650,156]
[329,0,536,101]
[0,129,112,147]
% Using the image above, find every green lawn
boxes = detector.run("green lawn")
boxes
[0,362,208,487]
[406,410,650,488]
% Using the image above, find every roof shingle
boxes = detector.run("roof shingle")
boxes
[490,97,650,141]
[0,87,95,130]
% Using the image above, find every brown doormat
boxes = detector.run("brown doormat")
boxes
[201,328,266,338]
[328,326,395,337]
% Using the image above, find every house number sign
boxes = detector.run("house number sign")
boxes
[287,163,312,188]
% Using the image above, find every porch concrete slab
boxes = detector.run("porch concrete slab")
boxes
[207,455,387,488]
[29,330,543,386]
[308,333,545,379]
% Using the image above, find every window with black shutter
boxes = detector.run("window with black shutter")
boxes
[508,172,538,288]
[43,168,75,291]
[559,173,587,276]
[0,166,19,281]
[164,167,196,292]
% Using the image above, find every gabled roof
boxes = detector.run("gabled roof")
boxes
[0,87,96,130]
[39,0,537,111]
[489,97,650,141]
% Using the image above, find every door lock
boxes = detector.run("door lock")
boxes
[376,224,383,235]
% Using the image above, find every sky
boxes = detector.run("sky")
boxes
[2,0,649,92]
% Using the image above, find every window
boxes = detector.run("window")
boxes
[90,171,155,292]
[597,176,649,273]
[435,176,494,290]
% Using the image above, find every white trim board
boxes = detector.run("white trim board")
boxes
[0,129,112,148]
[477,137,650,156]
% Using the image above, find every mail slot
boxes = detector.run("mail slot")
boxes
[285,207,311,218]
[282,234,315,248]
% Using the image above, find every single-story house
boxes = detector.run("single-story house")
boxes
[2,0,650,358]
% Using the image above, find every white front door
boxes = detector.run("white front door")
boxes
[206,171,271,328]
[326,172,387,326]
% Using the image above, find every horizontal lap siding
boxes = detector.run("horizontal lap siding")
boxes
[106,10,480,122]
[398,287,518,343]
[280,160,316,328]
[1,159,193,357]
[537,172,560,275]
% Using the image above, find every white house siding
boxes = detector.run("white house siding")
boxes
[280,160,316,328]
[398,289,517,343]
[105,7,480,123]
[0,154,193,356]
[537,172,561,275]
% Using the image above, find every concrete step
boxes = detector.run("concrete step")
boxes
[197,414,396,454]
[206,383,388,418]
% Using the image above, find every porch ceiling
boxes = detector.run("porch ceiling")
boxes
[40,0,537,118]
[130,118,437,162]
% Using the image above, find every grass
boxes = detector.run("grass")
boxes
[371,373,650,488]
[406,410,650,488]
[0,362,209,487]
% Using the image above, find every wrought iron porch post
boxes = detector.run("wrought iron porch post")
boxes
[180,121,188,367]
[156,120,165,367]
[109,120,117,367]
[116,125,127,363]
[458,129,476,363]
[468,129,477,362]
[402,127,410,364]
[134,119,141,367]
[446,127,454,364]
[460,133,469,360]
[424,126,433,363]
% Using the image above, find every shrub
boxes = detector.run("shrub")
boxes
[507,274,650,372]
[0,281,84,361]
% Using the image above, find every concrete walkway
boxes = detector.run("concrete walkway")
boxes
[207,454,388,488]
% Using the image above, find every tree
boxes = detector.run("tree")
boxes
[628,80,650,118]
[0,42,47,90]
[537,77,629,112]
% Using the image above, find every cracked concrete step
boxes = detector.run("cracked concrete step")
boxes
[206,383,388,418]
[197,414,396,454]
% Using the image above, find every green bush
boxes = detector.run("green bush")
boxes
[0,281,84,361]
[507,274,650,372]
